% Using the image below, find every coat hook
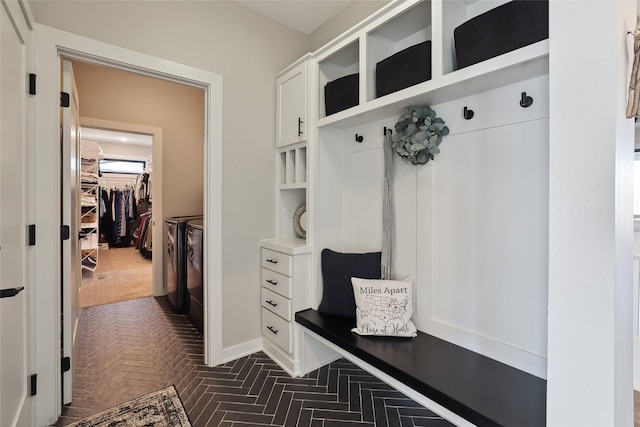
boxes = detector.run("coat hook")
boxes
[520,92,533,108]
[355,134,364,143]
[463,106,474,120]
[383,127,392,136]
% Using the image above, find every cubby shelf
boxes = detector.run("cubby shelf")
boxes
[315,0,549,129]
[80,140,100,271]
[280,184,307,190]
[278,144,307,188]
[318,39,548,129]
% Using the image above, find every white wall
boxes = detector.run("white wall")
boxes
[547,1,635,425]
[309,0,390,51]
[317,75,549,378]
[31,0,311,350]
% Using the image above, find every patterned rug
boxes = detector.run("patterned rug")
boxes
[66,385,191,427]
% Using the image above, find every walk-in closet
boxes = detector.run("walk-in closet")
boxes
[80,129,155,308]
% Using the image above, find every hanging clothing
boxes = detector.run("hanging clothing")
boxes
[105,186,137,248]
[100,188,115,247]
[137,212,153,259]
[135,172,152,202]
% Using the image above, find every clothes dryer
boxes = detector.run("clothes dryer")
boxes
[186,218,204,334]
[165,215,202,314]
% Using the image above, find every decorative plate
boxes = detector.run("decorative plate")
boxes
[293,204,306,238]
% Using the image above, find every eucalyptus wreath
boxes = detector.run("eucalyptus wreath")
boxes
[392,106,449,165]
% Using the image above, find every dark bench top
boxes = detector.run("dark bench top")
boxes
[295,308,546,427]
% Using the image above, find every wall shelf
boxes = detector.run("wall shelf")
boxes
[80,140,100,271]
[318,39,360,119]
[318,40,548,130]
[280,184,307,190]
[366,1,432,102]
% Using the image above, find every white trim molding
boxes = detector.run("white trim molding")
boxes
[33,24,223,426]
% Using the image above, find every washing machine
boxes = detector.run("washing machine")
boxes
[186,218,204,334]
[165,215,201,314]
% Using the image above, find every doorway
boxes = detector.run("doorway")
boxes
[79,126,155,308]
[62,58,205,396]
[68,57,208,307]
[34,25,223,426]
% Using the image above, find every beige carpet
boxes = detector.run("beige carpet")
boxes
[81,246,153,308]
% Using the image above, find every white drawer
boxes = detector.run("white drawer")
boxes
[261,287,291,321]
[261,268,292,299]
[262,308,291,353]
[261,248,291,276]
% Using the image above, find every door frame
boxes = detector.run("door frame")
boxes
[33,24,223,426]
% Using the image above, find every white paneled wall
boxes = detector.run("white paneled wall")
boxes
[316,75,549,378]
[429,119,548,373]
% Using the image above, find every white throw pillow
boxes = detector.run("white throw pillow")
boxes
[350,276,417,338]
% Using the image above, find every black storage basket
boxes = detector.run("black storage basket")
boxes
[324,73,359,116]
[454,0,548,70]
[376,40,432,98]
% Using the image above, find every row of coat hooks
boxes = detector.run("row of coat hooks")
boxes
[355,91,535,142]
[463,91,534,120]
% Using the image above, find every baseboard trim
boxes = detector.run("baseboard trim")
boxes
[221,338,262,364]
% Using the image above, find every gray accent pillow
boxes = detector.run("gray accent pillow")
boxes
[318,249,381,317]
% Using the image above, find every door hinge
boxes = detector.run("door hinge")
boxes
[60,91,70,108]
[28,74,36,96]
[61,357,70,373]
[28,224,36,246]
[29,374,37,396]
[60,225,70,241]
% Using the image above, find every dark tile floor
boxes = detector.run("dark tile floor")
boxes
[55,297,452,426]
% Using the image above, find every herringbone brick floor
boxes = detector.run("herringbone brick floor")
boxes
[55,297,452,426]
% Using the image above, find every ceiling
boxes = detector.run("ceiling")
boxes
[81,127,153,147]
[234,0,354,35]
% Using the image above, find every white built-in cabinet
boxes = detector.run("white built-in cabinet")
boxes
[80,140,100,272]
[276,56,309,148]
[261,56,314,375]
[264,0,550,383]
[259,245,311,375]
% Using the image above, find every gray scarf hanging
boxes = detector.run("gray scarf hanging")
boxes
[382,129,394,280]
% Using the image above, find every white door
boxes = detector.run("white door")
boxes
[0,2,30,426]
[276,61,307,147]
[61,59,81,405]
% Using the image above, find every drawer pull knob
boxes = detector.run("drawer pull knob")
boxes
[267,326,278,335]
[266,300,278,307]
[266,279,278,285]
[266,259,278,264]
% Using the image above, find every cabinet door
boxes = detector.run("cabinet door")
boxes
[276,62,307,147]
